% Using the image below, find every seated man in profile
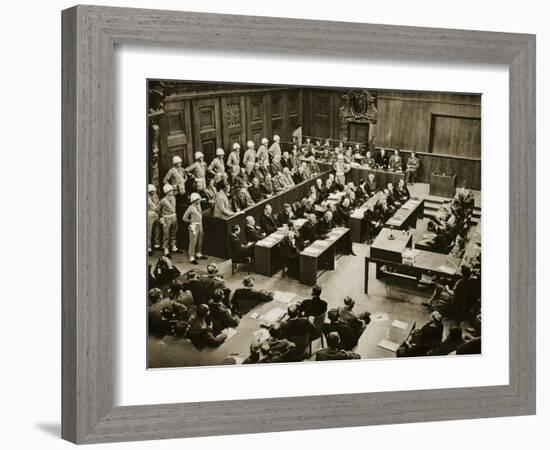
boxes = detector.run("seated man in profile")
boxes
[396,329,429,358]
[244,215,265,244]
[208,288,240,335]
[232,187,254,212]
[395,178,411,204]
[228,224,255,259]
[322,308,359,351]
[316,210,334,237]
[315,332,361,361]
[186,304,227,350]
[248,177,264,203]
[259,204,278,235]
[261,323,296,363]
[338,296,371,339]
[278,202,295,226]
[385,182,402,209]
[231,275,274,315]
[301,213,321,245]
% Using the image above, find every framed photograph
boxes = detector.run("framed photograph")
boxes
[62,5,536,444]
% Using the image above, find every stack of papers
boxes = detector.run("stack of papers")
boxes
[377,339,400,352]
[260,307,286,323]
[274,291,296,305]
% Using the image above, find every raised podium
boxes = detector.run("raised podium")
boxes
[429,172,457,198]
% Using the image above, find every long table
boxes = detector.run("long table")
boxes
[254,219,307,276]
[385,198,424,230]
[202,170,332,258]
[314,160,405,189]
[300,227,350,285]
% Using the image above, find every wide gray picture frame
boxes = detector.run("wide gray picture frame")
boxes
[61,5,536,444]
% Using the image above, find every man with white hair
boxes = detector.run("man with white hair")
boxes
[244,215,265,244]
[182,192,206,265]
[227,142,241,171]
[185,152,207,190]
[208,148,226,176]
[147,184,160,254]
[268,134,282,161]
[242,140,257,166]
[257,137,269,166]
[159,184,178,255]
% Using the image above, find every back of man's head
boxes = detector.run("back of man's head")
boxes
[327,308,340,323]
[327,332,341,348]
[287,304,298,319]
[196,304,209,319]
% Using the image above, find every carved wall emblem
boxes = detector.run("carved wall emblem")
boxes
[339,89,378,151]
[227,103,241,127]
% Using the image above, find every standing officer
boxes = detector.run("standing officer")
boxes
[208,148,226,176]
[147,184,160,254]
[227,142,241,171]
[183,192,207,265]
[268,134,282,161]
[163,155,188,249]
[242,140,257,167]
[185,152,207,191]
[257,137,270,166]
[159,184,178,255]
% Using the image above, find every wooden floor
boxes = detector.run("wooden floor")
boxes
[148,182,481,366]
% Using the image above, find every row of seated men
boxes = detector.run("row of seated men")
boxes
[149,272,371,362]
[300,137,421,183]
[417,183,476,255]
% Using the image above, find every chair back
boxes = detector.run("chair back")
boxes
[287,332,310,361]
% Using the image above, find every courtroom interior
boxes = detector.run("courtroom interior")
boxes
[147,80,482,367]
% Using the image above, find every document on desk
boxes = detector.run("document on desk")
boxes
[274,290,296,304]
[222,328,238,340]
[371,312,390,322]
[261,307,286,323]
[378,338,400,352]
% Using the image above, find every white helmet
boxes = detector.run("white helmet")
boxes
[216,148,225,156]
[190,192,201,203]
[247,140,255,148]
[232,142,241,150]
[163,184,174,194]
[337,154,344,160]
[172,155,182,164]
[195,152,204,160]
[148,184,156,193]
[261,138,269,145]
[273,134,280,141]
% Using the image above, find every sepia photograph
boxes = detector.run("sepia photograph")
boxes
[146,80,482,368]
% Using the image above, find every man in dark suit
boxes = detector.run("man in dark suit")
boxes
[375,148,389,169]
[365,173,378,195]
[280,304,317,340]
[301,285,328,319]
[322,308,359,351]
[180,270,212,306]
[208,288,240,335]
[301,213,321,244]
[228,224,254,259]
[231,275,274,315]
[278,203,295,226]
[419,311,444,351]
[338,296,371,338]
[279,228,305,277]
[259,204,278,235]
[244,215,265,244]
[316,210,334,237]
[315,332,361,361]
[186,304,227,350]
[248,177,264,203]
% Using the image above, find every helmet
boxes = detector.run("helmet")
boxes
[247,140,254,148]
[163,184,174,194]
[148,184,156,193]
[190,192,201,203]
[216,148,225,156]
[273,134,280,141]
[261,138,269,144]
[195,152,204,160]
[232,142,241,150]
[172,155,182,164]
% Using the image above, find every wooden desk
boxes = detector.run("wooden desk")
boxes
[254,219,307,276]
[349,165,405,188]
[299,227,350,285]
[385,198,424,230]
[364,240,461,294]
[429,172,457,198]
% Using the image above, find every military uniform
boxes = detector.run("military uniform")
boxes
[159,194,178,251]
[227,150,241,170]
[242,148,257,166]
[147,192,160,249]
[257,144,269,166]
[186,160,207,188]
[208,157,226,176]
[406,155,420,183]
[388,155,403,171]
[212,190,234,219]
[182,202,204,261]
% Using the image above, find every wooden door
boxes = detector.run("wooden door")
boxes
[192,98,222,163]
[246,94,267,147]
[348,123,370,144]
[221,96,246,153]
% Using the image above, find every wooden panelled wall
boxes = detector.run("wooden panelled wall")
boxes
[150,86,304,178]
[302,88,481,190]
